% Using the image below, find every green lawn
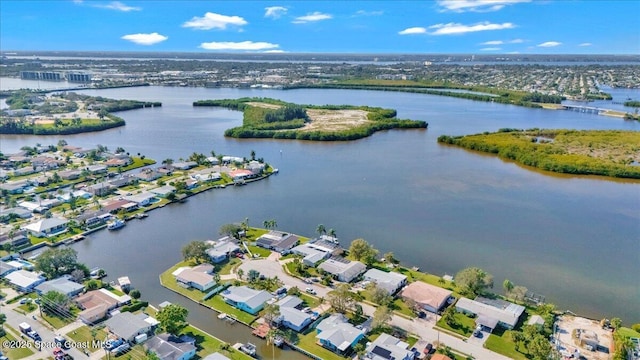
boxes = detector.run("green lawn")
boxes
[217,257,241,275]
[247,245,272,258]
[484,328,529,360]
[299,293,321,309]
[160,262,257,324]
[42,309,79,329]
[297,331,348,360]
[66,326,108,353]
[618,327,640,338]
[245,228,268,241]
[436,312,476,337]
[394,267,461,296]
[180,325,254,360]
[1,325,35,359]
[112,157,156,172]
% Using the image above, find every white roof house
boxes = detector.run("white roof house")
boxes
[35,277,84,297]
[123,192,156,206]
[5,269,46,292]
[149,185,176,198]
[274,296,312,332]
[362,269,407,294]
[22,217,68,237]
[316,314,365,353]
[291,243,333,266]
[172,264,216,292]
[221,286,272,315]
[455,297,525,330]
[318,257,366,283]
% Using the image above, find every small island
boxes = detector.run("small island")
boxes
[0,91,161,135]
[194,97,427,141]
[438,129,640,179]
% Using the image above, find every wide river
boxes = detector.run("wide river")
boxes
[1,83,639,356]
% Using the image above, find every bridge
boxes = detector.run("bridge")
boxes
[562,104,610,114]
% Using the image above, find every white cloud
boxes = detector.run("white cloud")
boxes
[121,32,167,45]
[428,22,515,35]
[509,38,524,43]
[265,6,287,19]
[264,50,286,53]
[398,27,427,35]
[438,0,530,12]
[183,12,248,30]
[538,41,562,47]
[199,41,279,51]
[73,0,84,4]
[354,10,384,16]
[94,1,141,12]
[292,12,332,24]
[481,40,504,45]
[480,47,502,51]
[579,42,592,47]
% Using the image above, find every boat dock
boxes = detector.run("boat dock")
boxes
[252,323,270,338]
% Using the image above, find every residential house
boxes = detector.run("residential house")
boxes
[318,257,367,283]
[316,314,365,355]
[190,169,221,182]
[22,217,68,237]
[206,239,240,263]
[245,161,265,175]
[86,164,108,174]
[105,311,153,343]
[173,264,217,292]
[86,182,114,196]
[35,276,84,297]
[274,295,313,332]
[58,169,81,180]
[0,207,33,222]
[364,333,415,360]
[102,199,132,214]
[5,269,46,292]
[290,240,339,267]
[172,161,198,170]
[229,169,253,180]
[202,353,230,360]
[222,156,244,164]
[107,175,134,188]
[145,333,196,360]
[136,169,162,182]
[400,281,452,314]
[149,185,176,198]
[123,192,156,207]
[75,289,125,324]
[0,229,30,247]
[221,286,272,315]
[0,261,18,277]
[256,231,299,254]
[0,181,28,194]
[206,157,220,165]
[57,190,92,203]
[18,200,48,213]
[455,297,525,331]
[362,269,407,295]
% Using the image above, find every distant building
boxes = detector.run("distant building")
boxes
[318,257,366,283]
[5,270,46,292]
[455,297,525,331]
[362,269,407,295]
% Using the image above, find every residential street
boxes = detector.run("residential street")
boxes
[237,256,511,360]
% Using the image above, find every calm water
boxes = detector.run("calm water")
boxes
[2,84,639,352]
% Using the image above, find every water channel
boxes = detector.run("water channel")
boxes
[1,83,639,357]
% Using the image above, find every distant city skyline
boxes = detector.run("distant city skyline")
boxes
[1,0,638,54]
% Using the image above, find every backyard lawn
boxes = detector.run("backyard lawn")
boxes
[66,325,108,352]
[247,245,272,258]
[1,325,35,359]
[484,328,529,360]
[180,325,254,360]
[297,331,348,360]
[436,312,476,337]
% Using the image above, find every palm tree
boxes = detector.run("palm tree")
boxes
[327,228,336,238]
[250,150,256,161]
[316,224,326,236]
[237,269,244,280]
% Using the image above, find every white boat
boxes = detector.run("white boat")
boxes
[107,219,126,230]
[240,343,257,356]
[217,313,227,320]
[135,213,148,219]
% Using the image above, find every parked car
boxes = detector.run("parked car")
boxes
[19,298,29,304]
[305,287,316,295]
[424,343,433,354]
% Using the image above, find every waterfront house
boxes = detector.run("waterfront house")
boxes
[191,168,221,182]
[86,164,108,174]
[102,199,132,214]
[136,168,162,182]
[145,333,196,360]
[0,181,28,194]
[22,217,68,237]
[290,240,339,267]
[229,169,253,180]
[86,182,114,196]
[75,289,126,324]
[400,281,452,314]
[5,269,46,292]
[206,157,220,165]
[362,269,408,295]
[0,207,33,221]
[108,175,134,188]
[123,192,156,207]
[246,160,265,175]
[172,161,198,170]
[221,286,272,315]
[58,169,81,180]
[206,239,241,263]
[173,264,216,292]
[256,231,300,254]
[35,276,84,297]
[202,353,230,360]
[105,311,153,343]
[318,257,367,283]
[0,229,30,247]
[118,276,132,292]
[274,295,313,332]
[455,297,525,331]
[149,185,176,198]
[222,156,244,164]
[364,333,414,360]
[316,314,365,355]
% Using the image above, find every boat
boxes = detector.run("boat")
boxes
[90,268,106,279]
[239,343,257,356]
[217,313,227,320]
[135,213,148,219]
[107,219,126,230]
[273,336,284,347]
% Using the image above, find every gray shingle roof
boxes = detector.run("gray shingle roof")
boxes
[105,312,150,340]
[222,286,272,310]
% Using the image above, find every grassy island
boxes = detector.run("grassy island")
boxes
[194,97,427,141]
[438,129,640,179]
[0,91,161,135]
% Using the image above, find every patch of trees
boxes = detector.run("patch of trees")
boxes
[35,247,88,279]
[0,116,126,135]
[521,92,564,104]
[624,100,640,107]
[455,267,494,297]
[438,129,640,179]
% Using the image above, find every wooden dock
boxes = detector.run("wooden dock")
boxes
[252,323,270,338]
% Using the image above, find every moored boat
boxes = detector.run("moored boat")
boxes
[107,219,126,230]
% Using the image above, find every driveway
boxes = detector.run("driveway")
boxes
[237,259,331,299]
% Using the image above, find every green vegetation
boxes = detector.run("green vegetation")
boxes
[624,100,640,107]
[1,325,35,359]
[180,325,253,360]
[484,329,528,360]
[194,97,427,141]
[297,331,349,360]
[0,114,126,135]
[436,310,476,337]
[438,129,640,179]
[65,325,108,352]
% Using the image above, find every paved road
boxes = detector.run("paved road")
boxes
[237,257,511,360]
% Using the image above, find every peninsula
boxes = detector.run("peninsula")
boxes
[194,97,427,141]
[438,129,640,179]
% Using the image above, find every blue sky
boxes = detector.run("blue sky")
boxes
[1,0,638,54]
